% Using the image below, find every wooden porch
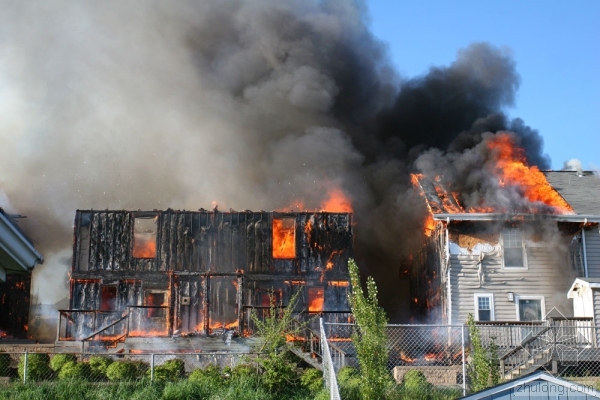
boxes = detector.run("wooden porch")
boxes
[476,317,599,379]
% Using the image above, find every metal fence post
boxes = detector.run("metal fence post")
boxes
[150,354,155,381]
[23,350,28,384]
[461,324,466,396]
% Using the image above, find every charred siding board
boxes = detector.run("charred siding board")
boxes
[450,247,576,324]
[585,228,600,277]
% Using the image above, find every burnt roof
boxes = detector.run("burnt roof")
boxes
[543,171,600,215]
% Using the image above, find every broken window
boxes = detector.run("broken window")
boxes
[100,286,117,311]
[474,293,493,321]
[272,218,296,259]
[308,287,324,312]
[133,217,157,258]
[501,228,526,268]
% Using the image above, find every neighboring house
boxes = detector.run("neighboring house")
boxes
[0,208,44,338]
[58,209,353,349]
[412,170,600,325]
[460,370,600,399]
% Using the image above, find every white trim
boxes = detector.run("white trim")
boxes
[515,295,546,321]
[500,228,528,270]
[473,293,494,321]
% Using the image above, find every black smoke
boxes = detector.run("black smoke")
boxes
[0,0,550,324]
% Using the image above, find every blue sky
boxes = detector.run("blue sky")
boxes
[365,0,599,171]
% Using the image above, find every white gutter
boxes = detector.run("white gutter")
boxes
[432,213,600,223]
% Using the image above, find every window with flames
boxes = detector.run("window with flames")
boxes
[272,217,296,259]
[133,216,157,258]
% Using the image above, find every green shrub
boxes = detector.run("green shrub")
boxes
[300,368,323,393]
[89,355,113,379]
[402,369,432,393]
[18,353,52,381]
[106,360,148,381]
[150,358,185,382]
[0,352,11,376]
[50,354,77,372]
[188,364,224,387]
[58,361,92,380]
[229,363,258,380]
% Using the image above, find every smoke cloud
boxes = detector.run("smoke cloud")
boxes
[0,0,550,324]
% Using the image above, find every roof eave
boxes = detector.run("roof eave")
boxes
[432,213,600,223]
[0,212,44,273]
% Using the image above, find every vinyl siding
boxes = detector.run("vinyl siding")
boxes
[450,247,576,324]
[585,228,600,277]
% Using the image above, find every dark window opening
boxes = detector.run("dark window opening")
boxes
[133,217,157,258]
[518,299,542,321]
[273,218,296,259]
[145,291,166,318]
[100,286,117,311]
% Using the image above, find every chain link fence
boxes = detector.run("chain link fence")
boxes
[0,351,258,383]
[4,321,600,397]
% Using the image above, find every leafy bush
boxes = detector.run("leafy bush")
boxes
[228,363,258,380]
[300,368,323,393]
[18,353,52,381]
[402,369,432,392]
[188,364,224,387]
[89,355,113,377]
[150,358,185,382]
[467,313,500,392]
[106,360,148,381]
[58,361,92,380]
[336,366,362,400]
[50,354,77,372]
[0,352,12,377]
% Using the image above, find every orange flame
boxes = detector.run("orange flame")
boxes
[210,321,238,331]
[133,237,156,258]
[399,351,415,363]
[424,352,445,361]
[487,133,573,213]
[320,187,353,212]
[308,287,324,312]
[272,218,296,259]
[128,329,168,337]
[328,281,349,287]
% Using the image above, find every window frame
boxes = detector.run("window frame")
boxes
[515,295,546,322]
[501,228,528,269]
[473,293,495,322]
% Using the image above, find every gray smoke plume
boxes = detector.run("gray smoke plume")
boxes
[0,0,551,326]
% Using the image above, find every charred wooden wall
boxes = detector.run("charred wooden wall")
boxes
[68,209,353,337]
[0,273,31,338]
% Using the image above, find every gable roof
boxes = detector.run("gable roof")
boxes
[412,171,600,222]
[543,171,600,215]
[460,371,600,399]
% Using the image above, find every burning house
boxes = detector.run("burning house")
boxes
[57,209,352,350]
[0,208,44,339]
[410,134,600,325]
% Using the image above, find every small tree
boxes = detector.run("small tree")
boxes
[250,288,304,392]
[347,259,391,400]
[467,313,500,392]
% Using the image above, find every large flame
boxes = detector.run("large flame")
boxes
[320,187,353,212]
[487,133,573,213]
[308,287,324,312]
[272,218,296,258]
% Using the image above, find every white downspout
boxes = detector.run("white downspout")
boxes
[583,219,589,278]
[445,218,451,324]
